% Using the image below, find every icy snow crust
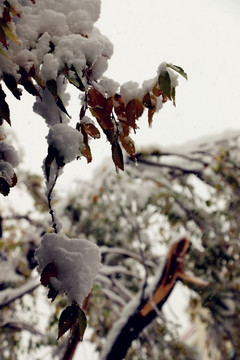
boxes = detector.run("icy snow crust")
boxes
[35,233,101,306]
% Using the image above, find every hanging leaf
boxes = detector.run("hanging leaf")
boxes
[47,283,59,302]
[82,122,100,139]
[148,107,156,127]
[113,94,126,118]
[112,139,124,171]
[3,73,22,99]
[158,70,172,100]
[0,24,7,48]
[0,19,21,45]
[18,67,42,98]
[120,135,136,159]
[81,144,92,163]
[0,176,10,196]
[57,303,79,340]
[142,92,157,109]
[0,85,11,125]
[126,99,144,130]
[40,262,58,287]
[90,107,113,130]
[46,79,71,117]
[152,83,162,97]
[87,88,106,108]
[172,87,176,106]
[103,97,113,115]
[2,7,11,23]
[78,308,87,341]
[65,65,86,91]
[166,63,188,80]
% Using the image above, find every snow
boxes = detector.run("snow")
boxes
[100,292,142,360]
[35,233,101,306]
[0,140,19,186]
[46,123,83,163]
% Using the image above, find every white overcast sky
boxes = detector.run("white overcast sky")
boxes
[7,0,240,185]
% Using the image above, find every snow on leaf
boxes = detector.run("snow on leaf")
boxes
[35,233,101,306]
[0,176,10,196]
[57,303,79,340]
[112,139,124,171]
[166,63,188,80]
[0,85,11,125]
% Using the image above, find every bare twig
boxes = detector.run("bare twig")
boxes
[47,167,60,233]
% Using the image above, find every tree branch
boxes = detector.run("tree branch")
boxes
[100,238,207,360]
[0,278,40,309]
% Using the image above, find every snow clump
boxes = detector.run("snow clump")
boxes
[47,123,83,163]
[35,233,101,306]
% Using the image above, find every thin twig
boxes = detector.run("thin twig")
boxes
[47,167,59,233]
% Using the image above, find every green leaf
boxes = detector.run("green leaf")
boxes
[112,140,124,171]
[0,84,11,125]
[158,70,172,100]
[46,79,71,117]
[57,303,79,340]
[65,65,86,91]
[0,176,10,196]
[166,64,188,80]
[78,308,87,341]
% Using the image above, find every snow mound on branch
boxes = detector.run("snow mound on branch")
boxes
[35,233,101,306]
[0,141,19,186]
[47,123,83,163]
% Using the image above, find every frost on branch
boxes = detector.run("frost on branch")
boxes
[35,233,101,306]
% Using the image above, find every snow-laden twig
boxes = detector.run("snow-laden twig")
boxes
[0,277,40,309]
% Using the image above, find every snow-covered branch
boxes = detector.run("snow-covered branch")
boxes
[0,278,39,309]
[100,238,207,360]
